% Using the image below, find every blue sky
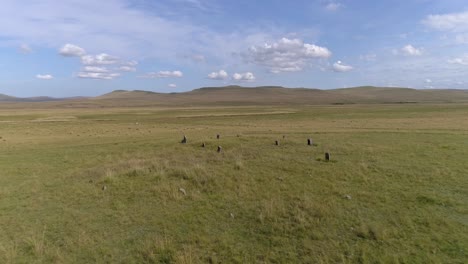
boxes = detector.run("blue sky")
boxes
[1,0,468,97]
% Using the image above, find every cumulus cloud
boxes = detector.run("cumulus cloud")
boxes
[78,65,123,80]
[58,42,137,80]
[423,11,468,45]
[82,66,109,73]
[117,61,138,71]
[168,83,177,88]
[77,72,120,80]
[232,72,255,81]
[19,44,32,54]
[207,70,229,80]
[423,11,468,32]
[448,55,468,65]
[142,70,183,78]
[325,2,343,11]
[0,0,310,78]
[425,79,432,83]
[332,61,353,72]
[59,44,86,57]
[118,66,137,72]
[0,0,260,65]
[81,53,119,65]
[400,45,423,56]
[123,61,138,66]
[36,74,53,80]
[245,37,331,73]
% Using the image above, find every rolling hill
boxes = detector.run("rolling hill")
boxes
[328,86,468,103]
[1,86,468,108]
[90,86,468,106]
[91,86,351,106]
[0,93,72,102]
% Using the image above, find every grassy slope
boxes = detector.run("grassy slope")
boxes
[3,86,468,108]
[0,104,467,263]
[0,94,64,103]
[330,86,468,103]
[91,86,468,106]
[0,94,18,101]
[91,86,349,106]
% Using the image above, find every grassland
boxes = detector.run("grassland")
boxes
[0,103,467,263]
[3,86,468,108]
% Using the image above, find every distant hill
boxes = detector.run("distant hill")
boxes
[0,93,73,102]
[95,90,164,100]
[90,86,349,106]
[89,86,468,106]
[1,86,468,108]
[328,86,468,103]
[0,93,19,101]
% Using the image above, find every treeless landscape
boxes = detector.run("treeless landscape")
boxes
[0,87,467,263]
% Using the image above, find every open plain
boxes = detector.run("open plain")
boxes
[0,92,467,263]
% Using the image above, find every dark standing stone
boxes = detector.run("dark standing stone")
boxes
[217,134,220,139]
[181,135,187,144]
[102,185,107,191]
[307,138,312,146]
[217,146,222,153]
[283,135,286,139]
[202,142,206,148]
[275,140,280,146]
[325,152,330,161]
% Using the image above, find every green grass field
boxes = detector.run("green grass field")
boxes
[0,103,467,263]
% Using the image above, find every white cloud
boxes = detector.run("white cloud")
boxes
[232,72,255,81]
[123,61,138,66]
[332,61,353,72]
[81,53,119,65]
[425,79,432,83]
[448,55,468,65]
[19,44,32,54]
[142,70,183,78]
[0,0,254,64]
[59,43,136,78]
[83,66,109,73]
[423,12,468,46]
[0,0,309,78]
[207,70,229,80]
[400,45,423,56]
[118,66,136,72]
[77,72,120,80]
[245,37,331,73]
[423,11,468,32]
[36,74,53,80]
[168,83,177,88]
[325,2,343,12]
[59,43,86,57]
[78,64,127,80]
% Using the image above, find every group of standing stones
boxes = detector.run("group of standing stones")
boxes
[276,137,330,161]
[181,134,223,153]
[181,134,330,160]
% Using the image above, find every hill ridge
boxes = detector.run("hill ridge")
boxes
[1,86,468,106]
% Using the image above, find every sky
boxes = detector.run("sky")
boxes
[1,0,468,97]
